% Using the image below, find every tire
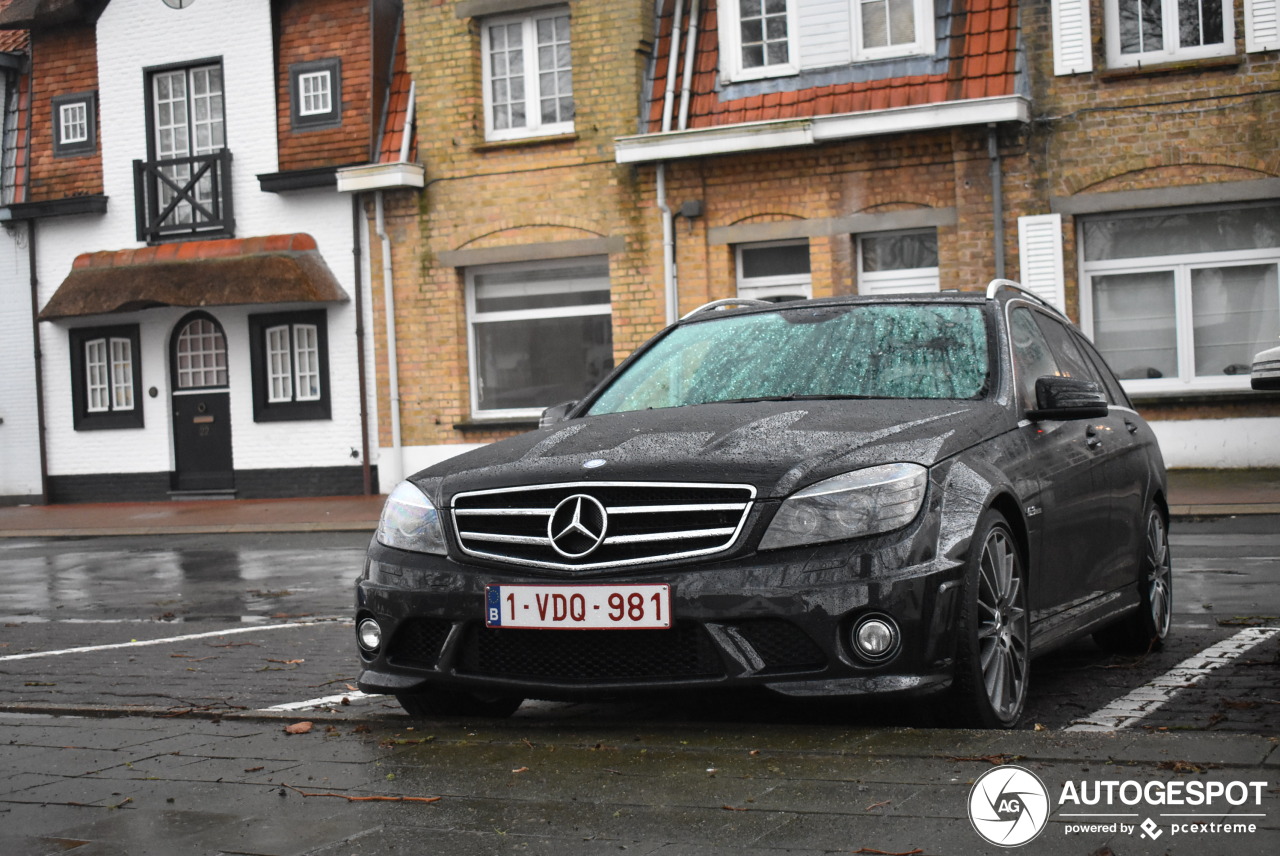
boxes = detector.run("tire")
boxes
[951,511,1029,729]
[1094,505,1172,654]
[396,688,524,719]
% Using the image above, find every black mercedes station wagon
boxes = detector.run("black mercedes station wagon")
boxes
[355,280,1172,728]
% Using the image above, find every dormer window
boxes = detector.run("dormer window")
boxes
[52,92,96,157]
[720,0,936,82]
[290,59,342,129]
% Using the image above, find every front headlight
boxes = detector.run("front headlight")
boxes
[759,463,928,551]
[376,481,447,555]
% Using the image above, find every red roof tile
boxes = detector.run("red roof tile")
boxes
[646,0,1020,132]
[377,18,417,164]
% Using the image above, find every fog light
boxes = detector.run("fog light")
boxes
[357,617,383,653]
[851,614,900,663]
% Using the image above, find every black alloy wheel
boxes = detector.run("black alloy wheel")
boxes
[1095,505,1173,653]
[952,511,1029,728]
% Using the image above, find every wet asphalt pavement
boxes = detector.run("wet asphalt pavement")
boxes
[0,519,1277,854]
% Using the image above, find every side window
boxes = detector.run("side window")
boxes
[69,325,143,430]
[248,310,331,422]
[1074,331,1133,408]
[736,240,812,301]
[1008,307,1060,410]
[1031,312,1104,388]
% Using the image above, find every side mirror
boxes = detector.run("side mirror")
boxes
[538,400,579,429]
[1027,376,1109,421]
[1251,345,1280,391]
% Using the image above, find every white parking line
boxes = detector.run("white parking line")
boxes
[0,621,332,662]
[1067,626,1280,731]
[259,691,372,712]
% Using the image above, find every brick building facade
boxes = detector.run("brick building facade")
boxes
[377,0,1278,477]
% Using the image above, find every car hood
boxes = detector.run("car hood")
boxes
[418,400,1012,503]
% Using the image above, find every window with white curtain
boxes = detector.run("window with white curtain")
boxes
[1081,203,1280,392]
[857,228,940,294]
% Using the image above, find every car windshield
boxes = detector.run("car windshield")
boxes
[587,302,991,415]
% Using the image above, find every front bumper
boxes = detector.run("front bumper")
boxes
[354,530,965,702]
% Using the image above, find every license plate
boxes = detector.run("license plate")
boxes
[485,584,671,630]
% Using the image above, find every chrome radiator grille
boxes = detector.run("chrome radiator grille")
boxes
[450,481,755,571]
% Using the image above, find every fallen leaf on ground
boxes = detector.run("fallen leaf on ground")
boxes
[284,721,313,735]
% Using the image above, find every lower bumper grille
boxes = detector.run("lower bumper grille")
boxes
[458,622,725,683]
[728,619,826,672]
[386,618,452,670]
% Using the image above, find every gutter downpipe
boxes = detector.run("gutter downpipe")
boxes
[375,191,403,487]
[27,219,49,503]
[988,124,1005,281]
[677,0,700,131]
[658,0,685,325]
[352,195,372,495]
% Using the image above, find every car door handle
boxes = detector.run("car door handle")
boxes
[1085,425,1102,450]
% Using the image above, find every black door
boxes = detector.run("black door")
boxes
[171,313,234,492]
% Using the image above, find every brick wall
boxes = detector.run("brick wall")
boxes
[382,0,655,452]
[1022,0,1280,425]
[275,0,375,170]
[26,24,102,202]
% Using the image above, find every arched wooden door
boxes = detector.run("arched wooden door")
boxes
[170,312,234,492]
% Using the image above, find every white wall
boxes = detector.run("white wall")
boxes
[1152,418,1280,469]
[35,0,377,482]
[0,220,42,499]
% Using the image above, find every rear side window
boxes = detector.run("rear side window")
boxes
[588,303,990,415]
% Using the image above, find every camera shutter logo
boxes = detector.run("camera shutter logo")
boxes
[968,765,1050,847]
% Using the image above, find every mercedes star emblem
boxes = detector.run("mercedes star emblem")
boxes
[548,494,608,558]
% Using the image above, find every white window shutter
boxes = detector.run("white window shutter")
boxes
[1246,0,1280,52]
[1018,214,1066,311]
[1051,0,1093,75]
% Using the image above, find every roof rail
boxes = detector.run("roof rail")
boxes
[985,278,1064,315]
[680,297,772,320]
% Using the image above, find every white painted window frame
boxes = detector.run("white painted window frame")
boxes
[719,0,803,81]
[293,324,322,402]
[856,228,940,295]
[480,7,574,141]
[298,70,332,117]
[735,239,813,301]
[851,0,935,62]
[59,101,89,144]
[1103,0,1236,68]
[1080,246,1280,394]
[85,336,135,413]
[465,257,612,420]
[722,0,934,81]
